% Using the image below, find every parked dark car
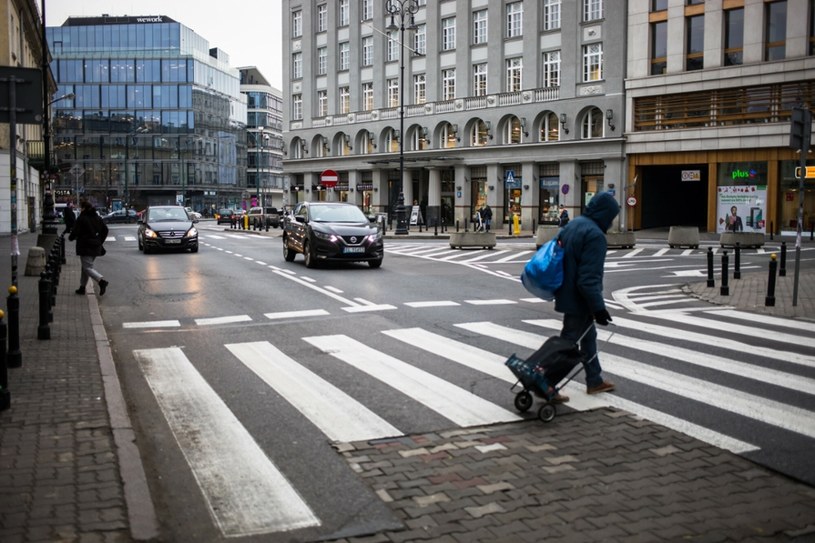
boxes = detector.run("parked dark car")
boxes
[102,209,139,224]
[215,208,235,225]
[282,202,383,268]
[137,205,199,253]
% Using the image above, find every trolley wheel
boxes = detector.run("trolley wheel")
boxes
[538,403,557,423]
[514,391,533,413]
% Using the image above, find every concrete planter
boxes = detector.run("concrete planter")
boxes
[24,247,46,276]
[535,225,560,249]
[606,231,636,249]
[449,231,497,249]
[668,226,700,249]
[720,231,765,249]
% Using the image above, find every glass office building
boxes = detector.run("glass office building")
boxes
[46,15,248,213]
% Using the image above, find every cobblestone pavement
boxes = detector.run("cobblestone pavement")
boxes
[1,228,813,542]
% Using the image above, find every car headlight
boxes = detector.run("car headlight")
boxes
[185,227,198,239]
[144,228,158,239]
[312,230,337,242]
[366,230,382,242]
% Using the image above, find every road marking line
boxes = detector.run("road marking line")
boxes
[304,335,521,427]
[404,301,460,308]
[195,315,252,326]
[464,299,517,305]
[705,309,815,333]
[123,320,180,329]
[134,347,320,536]
[226,341,400,442]
[264,309,330,320]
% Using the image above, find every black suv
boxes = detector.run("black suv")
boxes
[283,202,383,268]
[137,205,199,253]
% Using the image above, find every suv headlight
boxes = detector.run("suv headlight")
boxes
[144,228,158,239]
[313,230,337,241]
[184,226,198,239]
[366,230,382,242]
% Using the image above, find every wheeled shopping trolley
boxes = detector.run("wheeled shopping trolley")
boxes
[504,324,600,422]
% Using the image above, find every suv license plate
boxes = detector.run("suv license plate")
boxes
[166,239,181,244]
[343,247,365,253]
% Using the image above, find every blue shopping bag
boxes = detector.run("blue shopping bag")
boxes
[520,237,564,301]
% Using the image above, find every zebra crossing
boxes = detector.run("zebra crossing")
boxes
[130,307,815,537]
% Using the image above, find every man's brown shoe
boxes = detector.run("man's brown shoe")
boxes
[587,381,615,394]
[551,393,569,404]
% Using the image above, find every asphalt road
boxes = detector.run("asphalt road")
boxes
[96,223,815,541]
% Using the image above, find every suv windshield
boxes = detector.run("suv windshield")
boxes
[311,205,367,223]
[150,207,189,222]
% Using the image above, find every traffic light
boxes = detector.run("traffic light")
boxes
[789,107,812,152]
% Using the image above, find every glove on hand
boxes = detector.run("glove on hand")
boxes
[593,309,612,326]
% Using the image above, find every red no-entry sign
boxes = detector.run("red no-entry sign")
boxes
[320,169,338,188]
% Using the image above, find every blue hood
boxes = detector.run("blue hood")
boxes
[583,192,620,233]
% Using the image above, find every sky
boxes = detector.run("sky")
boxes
[45,0,284,89]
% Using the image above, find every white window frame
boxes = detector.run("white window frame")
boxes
[387,78,400,107]
[506,2,523,38]
[317,47,327,75]
[543,50,560,87]
[473,9,488,45]
[413,73,426,104]
[583,43,603,82]
[414,24,427,55]
[362,37,373,66]
[543,0,561,31]
[317,90,328,117]
[506,57,522,92]
[339,0,350,26]
[339,86,350,114]
[473,62,488,96]
[583,0,603,22]
[362,82,374,110]
[387,30,399,62]
[361,0,374,21]
[339,42,350,71]
[292,94,303,120]
[292,52,303,79]
[292,10,303,37]
[442,68,456,100]
[317,4,328,32]
[442,17,456,51]
[540,112,560,142]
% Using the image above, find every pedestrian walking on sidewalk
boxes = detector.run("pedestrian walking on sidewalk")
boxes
[69,199,109,296]
[482,204,493,231]
[555,191,618,394]
[62,201,76,234]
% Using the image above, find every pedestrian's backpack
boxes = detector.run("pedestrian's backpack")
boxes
[520,236,564,301]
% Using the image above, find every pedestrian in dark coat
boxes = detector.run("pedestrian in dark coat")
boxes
[554,192,619,394]
[62,201,77,234]
[482,204,493,231]
[69,199,109,296]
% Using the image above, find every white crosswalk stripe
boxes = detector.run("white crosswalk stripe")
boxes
[135,309,813,536]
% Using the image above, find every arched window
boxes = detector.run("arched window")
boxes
[386,128,399,152]
[581,108,604,139]
[442,123,458,148]
[470,120,491,146]
[540,112,560,142]
[504,117,522,144]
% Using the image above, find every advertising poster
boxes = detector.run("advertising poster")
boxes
[717,185,767,233]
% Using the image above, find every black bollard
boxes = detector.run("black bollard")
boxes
[532,219,536,233]
[720,251,729,296]
[508,220,512,236]
[0,311,9,410]
[434,222,438,236]
[60,232,67,264]
[7,286,21,368]
[779,241,787,277]
[765,254,777,307]
[38,271,51,340]
[456,220,460,233]
[734,242,741,280]
[706,247,715,287]
[464,218,468,232]
[770,221,774,241]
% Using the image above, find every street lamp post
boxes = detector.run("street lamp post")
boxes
[386,0,419,236]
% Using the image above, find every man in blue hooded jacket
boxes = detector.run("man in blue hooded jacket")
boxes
[555,192,619,394]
